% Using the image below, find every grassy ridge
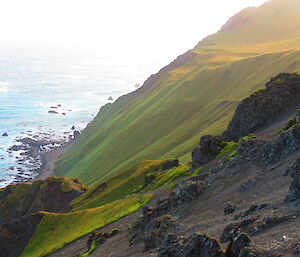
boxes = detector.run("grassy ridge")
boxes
[56,0,300,186]
[21,194,151,257]
[21,159,194,257]
[71,159,184,211]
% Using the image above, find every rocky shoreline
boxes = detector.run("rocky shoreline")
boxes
[2,127,81,185]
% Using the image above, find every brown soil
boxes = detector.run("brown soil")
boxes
[36,142,73,180]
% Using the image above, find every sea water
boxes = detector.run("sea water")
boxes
[0,47,153,187]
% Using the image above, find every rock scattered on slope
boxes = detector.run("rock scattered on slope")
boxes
[130,180,206,249]
[157,232,226,257]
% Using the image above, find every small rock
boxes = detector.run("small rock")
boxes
[293,245,300,255]
[239,179,255,192]
[2,133,8,136]
[224,202,237,215]
[48,110,59,114]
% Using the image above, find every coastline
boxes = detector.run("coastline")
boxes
[35,141,74,180]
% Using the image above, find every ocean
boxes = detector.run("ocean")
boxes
[0,47,153,187]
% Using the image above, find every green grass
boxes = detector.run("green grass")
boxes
[55,0,300,186]
[227,150,238,159]
[21,194,151,257]
[71,159,178,211]
[134,163,197,193]
[275,117,297,135]
[217,141,238,158]
[81,241,97,257]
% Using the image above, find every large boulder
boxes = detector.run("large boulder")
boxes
[192,135,224,165]
[226,232,251,257]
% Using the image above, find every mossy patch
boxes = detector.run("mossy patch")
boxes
[275,117,297,135]
[217,141,238,158]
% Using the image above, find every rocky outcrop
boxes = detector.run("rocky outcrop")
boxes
[192,135,224,165]
[0,177,87,224]
[236,124,300,167]
[157,232,226,257]
[130,180,206,249]
[285,159,300,203]
[226,232,251,257]
[156,231,263,257]
[221,214,295,243]
[234,204,267,220]
[222,73,300,141]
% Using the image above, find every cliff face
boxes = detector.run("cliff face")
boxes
[56,0,300,186]
[0,177,87,223]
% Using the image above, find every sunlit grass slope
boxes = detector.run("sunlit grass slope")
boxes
[56,0,300,185]
[21,194,151,257]
[21,159,193,257]
[71,159,190,211]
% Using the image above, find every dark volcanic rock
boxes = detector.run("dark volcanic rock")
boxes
[192,135,224,165]
[236,124,300,167]
[285,159,300,203]
[2,133,8,136]
[226,232,251,257]
[131,180,206,249]
[222,73,300,141]
[224,202,237,215]
[221,214,294,243]
[73,130,80,139]
[234,204,267,220]
[157,232,226,257]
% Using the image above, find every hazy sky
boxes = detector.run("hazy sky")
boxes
[0,0,268,64]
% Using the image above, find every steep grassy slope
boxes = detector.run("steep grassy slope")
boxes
[70,159,186,211]
[56,0,300,185]
[21,194,151,257]
[16,159,192,257]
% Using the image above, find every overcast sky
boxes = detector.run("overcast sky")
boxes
[0,0,268,63]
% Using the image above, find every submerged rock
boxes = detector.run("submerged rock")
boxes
[48,110,59,114]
